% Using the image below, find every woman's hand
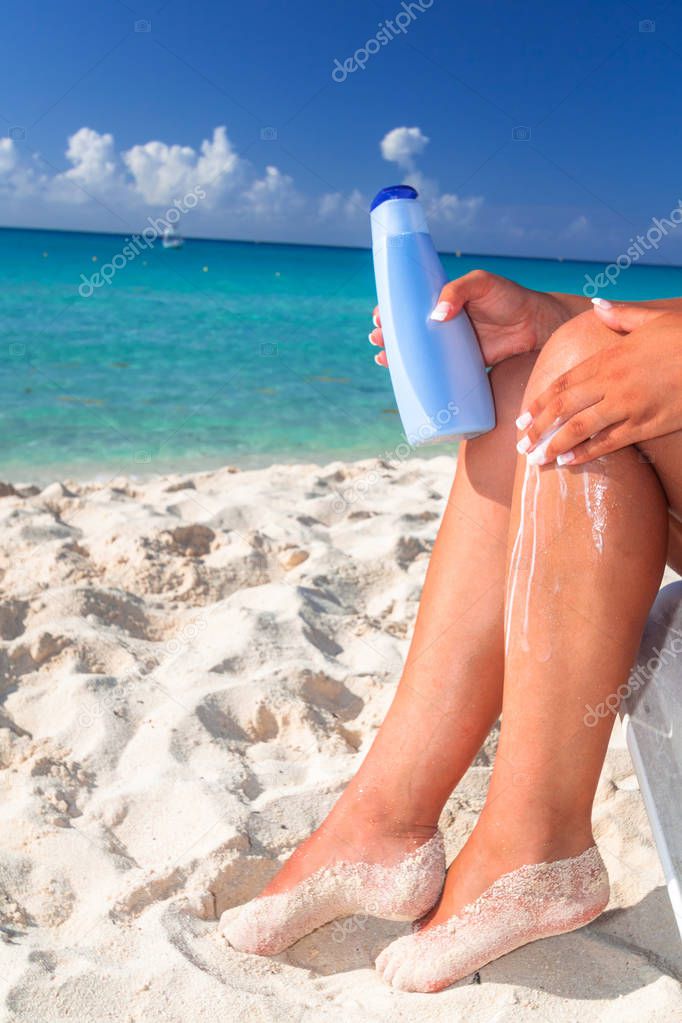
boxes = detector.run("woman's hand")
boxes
[516,301,682,466]
[369,269,590,368]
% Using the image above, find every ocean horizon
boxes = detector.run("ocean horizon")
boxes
[2,225,682,483]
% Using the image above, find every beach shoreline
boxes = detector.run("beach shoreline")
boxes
[1,454,680,1022]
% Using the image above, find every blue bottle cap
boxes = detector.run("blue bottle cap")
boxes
[370,184,419,212]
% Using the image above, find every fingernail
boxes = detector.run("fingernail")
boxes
[368,332,378,346]
[516,436,532,455]
[374,353,383,365]
[557,451,576,466]
[430,301,453,322]
[516,411,532,430]
[526,446,548,467]
[591,297,612,309]
[373,313,379,328]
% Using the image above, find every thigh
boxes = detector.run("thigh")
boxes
[638,432,682,574]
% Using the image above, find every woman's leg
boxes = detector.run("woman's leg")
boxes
[228,353,535,911]
[222,355,540,954]
[377,309,672,991]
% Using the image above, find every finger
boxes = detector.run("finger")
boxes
[591,298,663,333]
[518,386,604,454]
[372,306,381,328]
[524,403,619,466]
[374,350,388,368]
[430,269,497,322]
[516,364,605,450]
[556,420,633,466]
[368,327,384,348]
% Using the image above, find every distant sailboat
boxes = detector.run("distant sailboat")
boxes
[161,227,184,249]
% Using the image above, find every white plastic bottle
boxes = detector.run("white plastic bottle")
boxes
[370,185,496,445]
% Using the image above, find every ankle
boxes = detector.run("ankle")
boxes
[326,804,437,844]
[331,777,440,838]
[473,809,595,866]
[325,792,437,849]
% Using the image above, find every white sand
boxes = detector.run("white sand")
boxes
[0,455,680,1022]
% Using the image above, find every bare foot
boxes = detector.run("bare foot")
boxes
[421,818,596,929]
[376,823,610,992]
[220,792,446,955]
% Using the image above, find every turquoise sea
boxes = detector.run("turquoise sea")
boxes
[2,226,682,482]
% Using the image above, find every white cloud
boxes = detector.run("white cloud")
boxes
[428,190,483,226]
[318,191,341,219]
[47,127,123,204]
[0,122,484,243]
[122,126,243,205]
[380,126,429,169]
[243,165,303,218]
[319,131,482,231]
[318,188,366,221]
[0,138,46,200]
[379,128,482,229]
[564,214,589,237]
[64,128,118,187]
[0,138,17,175]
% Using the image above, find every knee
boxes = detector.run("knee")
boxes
[524,309,608,405]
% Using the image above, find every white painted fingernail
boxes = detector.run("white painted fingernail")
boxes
[368,332,378,345]
[373,313,379,327]
[516,436,532,455]
[526,446,548,467]
[430,301,453,321]
[591,297,612,309]
[556,451,576,466]
[516,411,532,430]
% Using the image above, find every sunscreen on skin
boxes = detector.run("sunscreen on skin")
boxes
[370,185,495,445]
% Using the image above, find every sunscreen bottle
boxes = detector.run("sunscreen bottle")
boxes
[370,184,495,444]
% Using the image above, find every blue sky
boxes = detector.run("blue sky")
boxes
[2,0,682,259]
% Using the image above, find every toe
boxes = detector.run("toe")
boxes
[219,905,239,933]
[388,962,414,992]
[376,946,398,984]
[375,935,410,984]
[220,905,265,953]
[219,907,243,948]
[374,947,389,974]
[388,952,444,993]
[379,954,399,985]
